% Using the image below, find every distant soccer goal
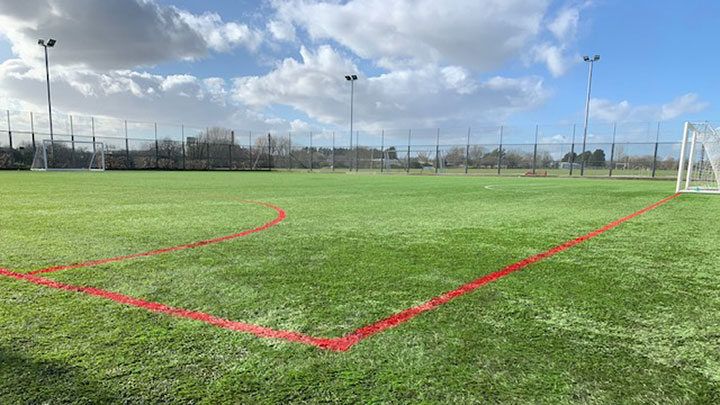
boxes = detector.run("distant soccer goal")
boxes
[676,122,719,194]
[31,139,105,171]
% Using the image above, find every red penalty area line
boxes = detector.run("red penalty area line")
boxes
[26,199,286,276]
[0,193,679,352]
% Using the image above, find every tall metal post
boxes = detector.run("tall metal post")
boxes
[497,126,504,175]
[249,131,252,169]
[309,131,313,171]
[581,55,600,176]
[532,124,538,174]
[355,130,359,171]
[43,44,54,141]
[350,79,354,170]
[609,123,616,176]
[331,131,335,171]
[465,127,470,174]
[91,116,95,152]
[345,75,357,171]
[651,122,660,178]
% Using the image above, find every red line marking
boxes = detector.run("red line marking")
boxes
[26,199,286,275]
[0,194,679,351]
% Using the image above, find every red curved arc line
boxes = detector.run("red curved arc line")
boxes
[26,199,286,276]
[1,193,679,351]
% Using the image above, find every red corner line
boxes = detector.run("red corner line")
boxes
[0,194,679,351]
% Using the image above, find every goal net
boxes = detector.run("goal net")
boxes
[676,122,720,194]
[31,139,106,171]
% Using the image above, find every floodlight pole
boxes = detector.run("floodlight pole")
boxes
[38,39,56,140]
[345,74,358,170]
[580,55,599,176]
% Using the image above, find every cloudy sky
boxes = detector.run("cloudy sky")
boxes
[0,0,716,140]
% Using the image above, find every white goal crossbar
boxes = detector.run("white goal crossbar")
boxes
[676,122,720,194]
[31,139,106,171]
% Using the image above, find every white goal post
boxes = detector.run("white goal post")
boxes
[31,139,106,171]
[676,122,720,194]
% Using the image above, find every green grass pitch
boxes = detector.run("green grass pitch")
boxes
[1,171,719,403]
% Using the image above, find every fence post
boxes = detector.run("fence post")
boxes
[651,122,660,178]
[181,125,186,170]
[609,123,616,176]
[229,130,234,170]
[70,115,76,167]
[124,120,130,169]
[497,126,504,175]
[288,132,292,171]
[465,127,470,174]
[355,130,359,171]
[154,122,159,169]
[6,110,13,166]
[435,128,440,174]
[31,112,36,151]
[532,124,538,174]
[309,131,313,171]
[206,127,210,170]
[380,129,385,173]
[569,124,576,176]
[406,129,411,174]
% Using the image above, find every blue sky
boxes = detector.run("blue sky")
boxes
[0,0,716,144]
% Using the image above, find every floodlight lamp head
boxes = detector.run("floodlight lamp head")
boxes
[583,56,590,61]
[593,55,600,61]
[345,75,351,80]
[38,39,45,46]
[351,74,357,80]
[47,39,56,47]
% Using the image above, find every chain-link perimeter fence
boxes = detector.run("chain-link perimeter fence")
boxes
[0,110,685,178]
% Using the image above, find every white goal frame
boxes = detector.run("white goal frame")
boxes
[31,139,106,171]
[676,122,720,194]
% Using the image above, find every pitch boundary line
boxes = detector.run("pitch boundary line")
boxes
[0,193,680,351]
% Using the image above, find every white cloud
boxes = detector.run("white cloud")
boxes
[178,11,263,53]
[272,0,548,71]
[233,45,548,129]
[0,0,262,70]
[267,19,296,42]
[590,93,708,123]
[548,6,580,40]
[0,58,286,130]
[530,4,588,77]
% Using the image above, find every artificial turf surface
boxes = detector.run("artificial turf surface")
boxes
[1,171,719,403]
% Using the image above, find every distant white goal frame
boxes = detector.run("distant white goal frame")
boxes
[676,122,720,194]
[31,139,106,171]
